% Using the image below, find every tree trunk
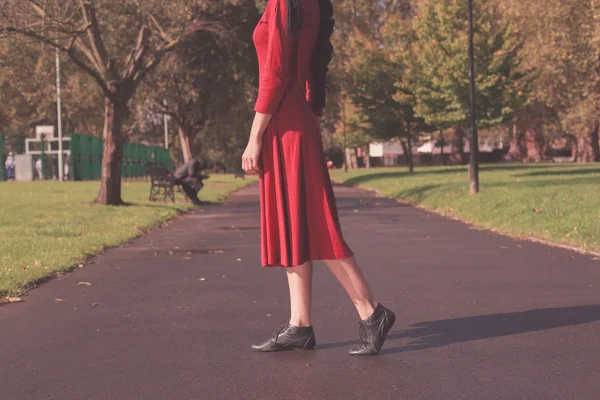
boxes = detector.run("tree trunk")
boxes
[563,133,578,162]
[406,127,414,173]
[178,126,196,163]
[364,146,371,170]
[523,127,543,162]
[450,127,466,165]
[577,124,600,162]
[94,97,125,205]
[350,148,358,169]
[508,121,524,161]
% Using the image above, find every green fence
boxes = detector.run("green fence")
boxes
[0,135,5,182]
[69,133,170,181]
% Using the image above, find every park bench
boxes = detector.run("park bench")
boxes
[148,164,178,203]
[234,169,246,179]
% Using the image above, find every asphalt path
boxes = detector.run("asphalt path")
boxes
[2,183,600,400]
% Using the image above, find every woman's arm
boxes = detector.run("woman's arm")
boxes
[243,0,292,175]
[242,112,273,175]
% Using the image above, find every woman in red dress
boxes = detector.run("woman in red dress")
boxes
[242,0,395,355]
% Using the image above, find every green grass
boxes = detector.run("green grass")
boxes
[0,175,256,298]
[331,163,600,254]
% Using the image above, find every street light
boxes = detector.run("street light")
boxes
[467,0,480,194]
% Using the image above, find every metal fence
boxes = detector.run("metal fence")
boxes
[69,133,170,181]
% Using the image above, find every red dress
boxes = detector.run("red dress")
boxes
[253,0,354,267]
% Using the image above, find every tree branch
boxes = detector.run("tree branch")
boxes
[3,25,112,96]
[124,25,151,82]
[80,1,116,80]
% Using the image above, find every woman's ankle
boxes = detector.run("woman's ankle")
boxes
[355,299,378,320]
[289,316,312,327]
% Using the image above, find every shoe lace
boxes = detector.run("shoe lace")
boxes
[357,321,368,344]
[273,321,290,343]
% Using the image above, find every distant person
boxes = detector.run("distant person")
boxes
[173,158,208,206]
[35,158,43,180]
[242,0,395,355]
[5,152,15,180]
[64,155,70,181]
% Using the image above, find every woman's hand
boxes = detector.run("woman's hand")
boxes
[242,137,263,175]
[242,112,273,175]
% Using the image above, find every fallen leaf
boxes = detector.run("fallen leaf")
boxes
[8,297,22,303]
[78,281,92,286]
[532,208,543,214]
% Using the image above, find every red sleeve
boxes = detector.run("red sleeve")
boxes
[254,0,294,114]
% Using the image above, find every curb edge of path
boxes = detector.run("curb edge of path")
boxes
[1,181,256,306]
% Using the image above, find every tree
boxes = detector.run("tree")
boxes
[325,0,412,167]
[0,38,104,139]
[144,2,259,163]
[495,0,599,162]
[412,0,531,164]
[1,0,226,204]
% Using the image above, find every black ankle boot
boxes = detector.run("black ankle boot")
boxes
[349,304,396,356]
[251,322,316,352]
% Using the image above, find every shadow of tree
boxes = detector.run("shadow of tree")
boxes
[393,184,446,204]
[339,164,564,188]
[514,168,600,178]
[318,305,600,354]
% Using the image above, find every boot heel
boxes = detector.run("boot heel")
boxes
[302,334,316,350]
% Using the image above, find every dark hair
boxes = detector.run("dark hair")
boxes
[310,0,334,114]
[286,0,334,115]
[286,0,302,35]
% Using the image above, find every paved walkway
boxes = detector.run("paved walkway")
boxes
[2,183,600,399]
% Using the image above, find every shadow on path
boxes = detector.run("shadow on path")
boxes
[318,305,600,354]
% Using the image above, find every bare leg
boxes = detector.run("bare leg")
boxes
[324,257,377,320]
[286,261,313,327]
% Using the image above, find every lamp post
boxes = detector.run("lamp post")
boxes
[163,99,169,149]
[342,96,348,173]
[467,0,480,194]
[56,48,64,181]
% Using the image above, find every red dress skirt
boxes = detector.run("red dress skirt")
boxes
[253,0,354,267]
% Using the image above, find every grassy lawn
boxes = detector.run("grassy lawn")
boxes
[0,175,256,298]
[331,163,600,254]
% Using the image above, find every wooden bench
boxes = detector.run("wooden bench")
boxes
[148,165,177,203]
[234,169,246,179]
